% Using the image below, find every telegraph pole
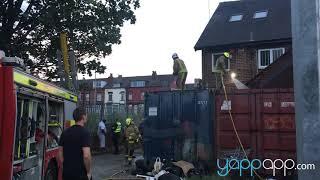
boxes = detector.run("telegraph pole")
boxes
[292,0,320,179]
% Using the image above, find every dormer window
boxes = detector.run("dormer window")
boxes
[254,11,268,19]
[229,14,243,22]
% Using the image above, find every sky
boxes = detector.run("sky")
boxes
[92,0,225,83]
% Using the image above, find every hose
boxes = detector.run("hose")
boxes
[220,74,264,180]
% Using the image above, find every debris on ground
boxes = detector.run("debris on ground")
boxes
[172,161,195,176]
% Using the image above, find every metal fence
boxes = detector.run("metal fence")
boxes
[84,103,144,134]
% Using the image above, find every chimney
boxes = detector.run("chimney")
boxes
[152,71,157,79]
[118,75,122,78]
[107,73,113,84]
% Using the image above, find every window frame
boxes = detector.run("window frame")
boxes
[108,92,113,102]
[258,48,285,69]
[229,14,243,22]
[85,93,90,102]
[96,93,102,102]
[141,92,145,100]
[253,10,268,19]
[130,81,146,87]
[212,52,230,72]
[128,93,133,100]
[120,91,125,101]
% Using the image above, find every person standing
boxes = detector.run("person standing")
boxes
[124,118,140,165]
[214,52,232,90]
[59,107,92,180]
[97,119,107,152]
[172,53,188,90]
[112,120,122,154]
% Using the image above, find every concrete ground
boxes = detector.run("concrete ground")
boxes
[92,150,143,180]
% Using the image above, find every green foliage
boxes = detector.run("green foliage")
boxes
[0,0,140,80]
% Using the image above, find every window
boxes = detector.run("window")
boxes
[120,91,125,101]
[130,81,145,87]
[258,48,285,69]
[85,94,90,102]
[229,14,243,22]
[94,81,101,88]
[113,83,121,88]
[108,92,113,102]
[128,93,133,100]
[141,92,145,100]
[212,53,230,72]
[96,93,102,102]
[254,11,268,19]
[134,105,138,114]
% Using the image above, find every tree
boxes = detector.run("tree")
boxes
[0,0,140,79]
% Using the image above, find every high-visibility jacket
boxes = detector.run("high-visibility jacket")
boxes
[114,122,122,133]
[173,58,188,75]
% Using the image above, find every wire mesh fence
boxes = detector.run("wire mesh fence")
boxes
[84,103,145,134]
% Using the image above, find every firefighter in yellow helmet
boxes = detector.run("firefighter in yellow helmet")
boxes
[214,52,232,89]
[172,53,188,90]
[124,117,140,165]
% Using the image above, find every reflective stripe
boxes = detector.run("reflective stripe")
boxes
[177,59,187,73]
[14,70,77,102]
[114,122,121,133]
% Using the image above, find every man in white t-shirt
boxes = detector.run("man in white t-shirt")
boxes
[97,119,107,152]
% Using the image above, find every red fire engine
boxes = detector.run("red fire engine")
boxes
[0,56,77,180]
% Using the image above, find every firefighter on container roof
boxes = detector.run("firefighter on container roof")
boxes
[172,53,188,90]
[124,117,140,165]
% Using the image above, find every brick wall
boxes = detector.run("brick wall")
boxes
[202,43,292,90]
[79,89,105,105]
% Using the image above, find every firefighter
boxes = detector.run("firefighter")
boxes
[214,52,232,89]
[112,119,122,154]
[172,53,188,90]
[124,117,140,165]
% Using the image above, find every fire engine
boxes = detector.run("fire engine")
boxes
[0,55,78,180]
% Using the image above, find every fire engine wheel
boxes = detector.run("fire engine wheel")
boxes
[45,161,58,180]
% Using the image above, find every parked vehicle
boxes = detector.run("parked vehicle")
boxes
[0,58,77,180]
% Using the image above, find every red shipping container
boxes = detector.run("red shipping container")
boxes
[215,89,296,176]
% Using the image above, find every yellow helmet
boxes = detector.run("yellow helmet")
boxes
[224,52,230,58]
[126,118,132,126]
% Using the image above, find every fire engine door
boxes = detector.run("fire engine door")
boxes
[14,96,46,179]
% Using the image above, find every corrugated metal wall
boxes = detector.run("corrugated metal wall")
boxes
[143,90,214,162]
[215,89,296,176]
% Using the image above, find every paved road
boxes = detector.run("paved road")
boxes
[92,150,143,180]
[92,153,127,180]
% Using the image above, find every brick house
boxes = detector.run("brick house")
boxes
[194,0,291,89]
[78,79,107,106]
[247,50,293,89]
[78,71,176,119]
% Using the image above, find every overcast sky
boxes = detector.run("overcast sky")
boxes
[93,0,225,83]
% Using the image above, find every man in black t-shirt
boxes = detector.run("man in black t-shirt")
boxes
[59,107,92,180]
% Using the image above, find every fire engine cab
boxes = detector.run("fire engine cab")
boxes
[0,54,77,180]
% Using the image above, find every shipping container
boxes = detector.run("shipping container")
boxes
[143,90,214,162]
[215,88,296,176]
